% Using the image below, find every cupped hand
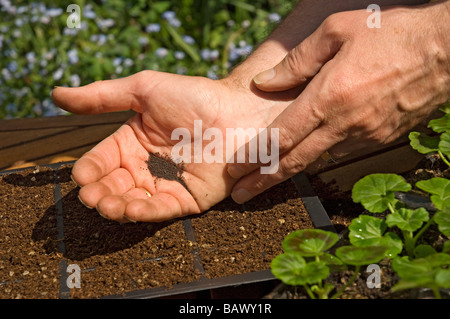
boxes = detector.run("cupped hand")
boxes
[227,3,450,204]
[52,71,294,222]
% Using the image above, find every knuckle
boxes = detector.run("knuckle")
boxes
[246,176,269,194]
[277,126,297,152]
[283,46,306,78]
[278,154,306,176]
[321,12,351,39]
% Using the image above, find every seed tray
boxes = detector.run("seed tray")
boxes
[0,162,334,299]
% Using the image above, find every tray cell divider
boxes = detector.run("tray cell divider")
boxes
[181,219,206,276]
[53,164,70,299]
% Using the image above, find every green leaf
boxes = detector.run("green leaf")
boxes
[335,245,388,266]
[270,253,329,286]
[439,101,450,113]
[393,254,450,279]
[435,208,450,236]
[348,215,403,258]
[428,114,450,133]
[443,241,450,254]
[352,174,411,213]
[435,269,450,288]
[416,178,450,210]
[391,254,450,291]
[439,132,450,159]
[408,132,439,154]
[391,256,433,280]
[349,215,386,246]
[414,245,436,258]
[385,207,429,232]
[282,229,339,257]
[425,252,450,268]
[318,253,347,272]
[302,261,330,285]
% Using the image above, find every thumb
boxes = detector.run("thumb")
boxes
[253,25,343,92]
[51,71,151,115]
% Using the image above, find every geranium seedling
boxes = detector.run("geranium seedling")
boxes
[282,229,339,257]
[392,253,450,298]
[352,174,412,213]
[416,177,450,211]
[409,110,450,167]
[348,214,402,258]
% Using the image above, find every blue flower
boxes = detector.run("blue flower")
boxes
[7,61,18,73]
[113,57,123,67]
[138,36,149,46]
[97,19,115,30]
[70,74,81,87]
[145,23,161,33]
[63,27,79,36]
[25,52,36,64]
[174,51,185,60]
[14,18,23,27]
[182,35,195,45]
[67,49,79,64]
[268,13,281,23]
[200,49,219,61]
[124,58,133,67]
[162,11,181,28]
[46,8,63,17]
[84,5,96,19]
[155,47,168,59]
[53,68,64,81]
[98,34,107,45]
[1,68,12,81]
[161,11,176,20]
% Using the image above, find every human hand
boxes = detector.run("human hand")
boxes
[227,3,450,203]
[52,71,295,222]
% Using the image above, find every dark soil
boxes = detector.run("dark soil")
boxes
[146,152,189,192]
[0,163,312,299]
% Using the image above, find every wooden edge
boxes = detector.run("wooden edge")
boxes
[0,110,135,131]
[313,144,424,192]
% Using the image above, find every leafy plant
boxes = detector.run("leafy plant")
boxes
[409,102,450,167]
[272,108,450,299]
[271,229,387,299]
[392,253,450,299]
[350,173,440,257]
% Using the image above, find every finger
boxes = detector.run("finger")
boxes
[96,188,151,223]
[253,21,343,92]
[230,125,340,204]
[124,192,198,223]
[227,79,326,180]
[71,131,123,186]
[78,167,135,209]
[51,74,141,114]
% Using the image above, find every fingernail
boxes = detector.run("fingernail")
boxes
[96,206,110,220]
[70,175,81,187]
[51,86,62,97]
[253,68,275,85]
[231,189,253,204]
[124,215,137,223]
[227,165,246,179]
[78,195,93,209]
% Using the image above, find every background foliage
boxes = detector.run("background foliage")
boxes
[0,0,297,119]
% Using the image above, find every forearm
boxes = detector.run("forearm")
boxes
[228,0,430,87]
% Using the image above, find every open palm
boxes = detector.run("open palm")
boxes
[52,71,294,222]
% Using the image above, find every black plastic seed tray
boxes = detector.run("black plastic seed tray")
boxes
[0,161,334,299]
